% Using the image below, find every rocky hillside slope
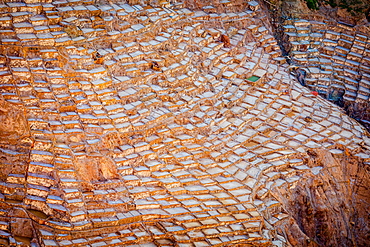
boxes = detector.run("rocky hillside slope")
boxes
[265,0,370,130]
[0,0,369,246]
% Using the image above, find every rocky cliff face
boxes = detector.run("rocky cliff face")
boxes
[0,96,29,143]
[273,148,370,246]
[0,96,31,198]
[0,97,39,245]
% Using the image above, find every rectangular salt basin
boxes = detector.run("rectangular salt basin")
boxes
[246,75,260,82]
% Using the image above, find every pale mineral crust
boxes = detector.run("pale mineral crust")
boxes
[282,15,370,130]
[0,0,369,247]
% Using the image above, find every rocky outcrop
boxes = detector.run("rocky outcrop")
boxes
[0,96,29,143]
[75,155,119,189]
[273,148,370,246]
[0,96,32,201]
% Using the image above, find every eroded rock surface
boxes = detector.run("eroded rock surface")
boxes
[273,148,370,246]
[0,96,29,141]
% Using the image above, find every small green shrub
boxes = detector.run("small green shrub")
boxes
[305,0,319,10]
[325,0,337,7]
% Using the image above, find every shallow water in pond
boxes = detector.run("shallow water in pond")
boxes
[14,236,32,245]
[247,76,260,82]
[27,209,48,219]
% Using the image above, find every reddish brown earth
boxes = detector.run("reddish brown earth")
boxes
[273,148,370,246]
